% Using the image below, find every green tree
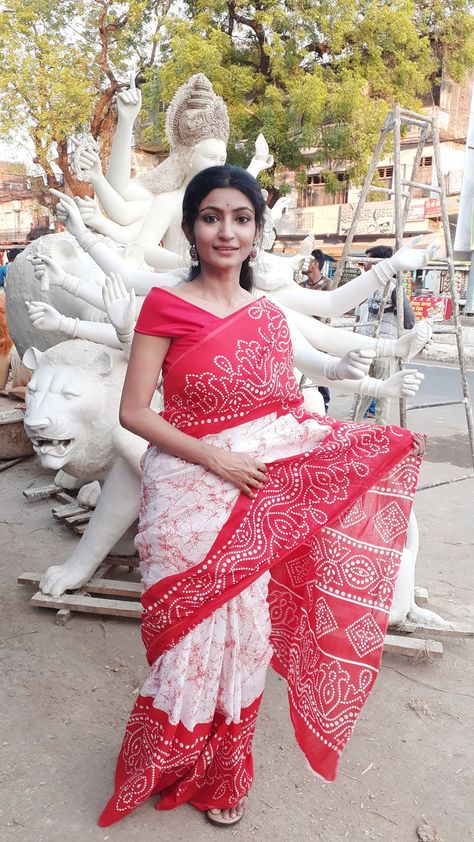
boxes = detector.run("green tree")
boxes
[149,0,474,189]
[0,0,169,203]
[1,0,473,206]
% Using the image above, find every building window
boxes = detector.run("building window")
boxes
[297,172,348,208]
[411,156,433,197]
[377,165,393,189]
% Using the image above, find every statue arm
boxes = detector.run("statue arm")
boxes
[279,301,433,364]
[75,148,149,225]
[73,320,123,348]
[91,172,148,225]
[273,240,439,318]
[107,119,134,197]
[290,319,374,384]
[59,274,105,312]
[289,318,424,398]
[274,260,398,317]
[82,232,184,285]
[107,73,146,200]
[142,241,184,271]
[28,254,106,311]
[82,211,143,245]
[25,301,123,349]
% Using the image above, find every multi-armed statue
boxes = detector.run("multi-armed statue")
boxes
[5,72,447,628]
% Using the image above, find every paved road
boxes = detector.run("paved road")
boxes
[330,360,474,475]
[407,361,474,405]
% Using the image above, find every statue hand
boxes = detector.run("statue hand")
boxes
[336,349,375,380]
[25,300,62,332]
[75,196,104,232]
[102,273,136,340]
[379,369,424,398]
[247,133,274,177]
[76,147,102,181]
[270,196,292,224]
[391,236,440,272]
[50,188,87,238]
[27,253,67,291]
[117,69,142,123]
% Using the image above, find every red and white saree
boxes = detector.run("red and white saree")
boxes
[98,290,421,826]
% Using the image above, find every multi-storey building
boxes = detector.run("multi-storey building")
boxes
[0,162,51,258]
[275,75,473,302]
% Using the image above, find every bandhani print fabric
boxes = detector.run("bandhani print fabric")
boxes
[98,292,421,826]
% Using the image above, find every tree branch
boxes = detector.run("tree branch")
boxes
[227,1,270,77]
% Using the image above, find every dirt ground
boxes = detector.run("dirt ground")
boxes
[1,384,473,842]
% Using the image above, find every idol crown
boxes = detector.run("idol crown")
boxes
[165,74,230,148]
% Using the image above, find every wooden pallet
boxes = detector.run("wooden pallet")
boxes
[21,568,472,659]
[18,557,140,625]
[23,482,94,534]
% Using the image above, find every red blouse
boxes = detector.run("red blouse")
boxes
[135,287,221,379]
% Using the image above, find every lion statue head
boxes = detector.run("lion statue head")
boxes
[23,339,126,479]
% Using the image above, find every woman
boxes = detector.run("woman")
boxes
[99,166,424,828]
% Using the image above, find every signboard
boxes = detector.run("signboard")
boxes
[408,294,453,321]
[424,197,441,217]
[338,200,426,235]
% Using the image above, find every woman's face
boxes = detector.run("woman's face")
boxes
[191,187,257,272]
[189,139,227,178]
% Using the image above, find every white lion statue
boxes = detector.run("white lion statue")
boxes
[22,338,159,595]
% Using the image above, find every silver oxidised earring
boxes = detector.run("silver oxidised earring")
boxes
[189,243,199,267]
[248,242,259,268]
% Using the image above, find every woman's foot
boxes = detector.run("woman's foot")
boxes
[206,796,247,827]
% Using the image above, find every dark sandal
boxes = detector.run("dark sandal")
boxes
[206,796,247,828]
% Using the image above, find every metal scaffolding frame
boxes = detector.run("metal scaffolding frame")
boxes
[336,106,474,485]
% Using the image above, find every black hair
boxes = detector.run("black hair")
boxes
[311,249,326,270]
[182,165,266,292]
[7,248,21,262]
[365,245,393,259]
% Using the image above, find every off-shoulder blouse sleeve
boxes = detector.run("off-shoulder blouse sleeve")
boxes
[135,287,186,338]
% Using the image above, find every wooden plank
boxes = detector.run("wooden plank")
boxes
[84,580,141,597]
[19,571,141,598]
[414,586,429,606]
[19,573,448,647]
[383,634,443,659]
[396,621,474,639]
[23,483,59,501]
[105,555,140,568]
[54,491,78,505]
[52,503,89,519]
[0,457,26,472]
[93,562,115,579]
[73,524,87,534]
[30,591,142,619]
[64,511,92,525]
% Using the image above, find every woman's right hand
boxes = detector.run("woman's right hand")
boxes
[206,448,268,498]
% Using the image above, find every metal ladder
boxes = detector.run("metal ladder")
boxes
[334,105,474,486]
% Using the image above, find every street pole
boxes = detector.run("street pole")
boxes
[466,240,474,314]
[454,81,474,313]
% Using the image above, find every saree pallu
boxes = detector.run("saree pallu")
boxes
[99,296,421,826]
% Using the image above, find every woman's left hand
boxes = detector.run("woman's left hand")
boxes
[412,432,427,456]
